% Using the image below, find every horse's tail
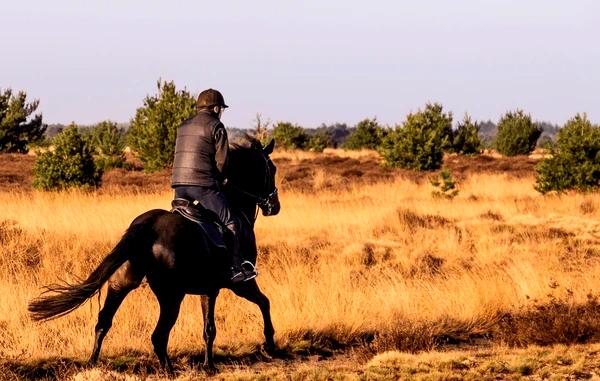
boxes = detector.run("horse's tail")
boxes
[28,223,146,322]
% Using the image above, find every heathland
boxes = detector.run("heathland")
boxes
[1,149,600,380]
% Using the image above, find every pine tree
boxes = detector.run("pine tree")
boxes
[90,120,127,170]
[342,118,384,150]
[379,103,452,170]
[128,80,196,172]
[0,88,46,153]
[452,114,481,154]
[495,110,542,156]
[535,114,600,193]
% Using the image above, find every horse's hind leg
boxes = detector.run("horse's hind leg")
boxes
[151,290,184,376]
[200,293,218,373]
[231,280,275,354]
[89,261,143,365]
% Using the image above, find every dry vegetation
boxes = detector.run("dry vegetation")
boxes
[1,149,600,380]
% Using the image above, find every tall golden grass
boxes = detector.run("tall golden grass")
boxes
[1,168,599,364]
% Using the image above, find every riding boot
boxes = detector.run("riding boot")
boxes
[227,224,257,283]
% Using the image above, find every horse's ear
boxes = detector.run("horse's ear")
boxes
[263,139,275,155]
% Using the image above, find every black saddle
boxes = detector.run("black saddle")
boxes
[170,198,227,249]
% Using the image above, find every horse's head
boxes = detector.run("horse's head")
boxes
[227,137,280,217]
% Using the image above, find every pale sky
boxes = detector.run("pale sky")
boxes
[1,1,599,128]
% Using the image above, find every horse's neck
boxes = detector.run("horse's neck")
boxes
[229,199,256,229]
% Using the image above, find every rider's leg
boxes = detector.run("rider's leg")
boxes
[173,186,256,282]
[226,221,257,283]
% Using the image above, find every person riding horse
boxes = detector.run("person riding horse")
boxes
[171,88,257,283]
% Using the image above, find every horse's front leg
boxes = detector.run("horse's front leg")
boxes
[231,280,275,354]
[201,292,219,373]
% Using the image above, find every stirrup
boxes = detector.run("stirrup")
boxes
[241,261,258,280]
[230,270,247,283]
[241,261,257,272]
[230,261,258,283]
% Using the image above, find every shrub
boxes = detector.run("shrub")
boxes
[128,80,196,172]
[452,114,481,154]
[430,168,459,199]
[33,124,102,190]
[89,121,127,170]
[0,88,46,153]
[535,114,600,193]
[342,118,384,150]
[495,110,542,156]
[379,103,453,170]
[271,122,308,149]
[306,131,332,152]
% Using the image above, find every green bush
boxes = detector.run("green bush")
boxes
[128,80,196,172]
[430,168,459,199]
[0,88,46,153]
[535,114,600,193]
[452,114,481,154]
[306,131,332,152]
[33,124,102,190]
[89,120,127,170]
[379,103,453,170]
[342,118,384,150]
[271,122,308,149]
[495,110,542,156]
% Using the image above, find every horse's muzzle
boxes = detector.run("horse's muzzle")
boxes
[259,188,280,216]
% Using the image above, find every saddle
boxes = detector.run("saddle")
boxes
[170,198,227,249]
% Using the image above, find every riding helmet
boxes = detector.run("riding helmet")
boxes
[197,88,228,109]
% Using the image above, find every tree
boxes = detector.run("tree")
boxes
[271,122,308,149]
[0,88,46,153]
[495,110,542,156]
[342,118,384,150]
[452,114,481,154]
[90,120,127,170]
[317,122,350,148]
[379,103,453,170]
[128,80,196,172]
[535,114,600,193]
[253,113,272,146]
[33,124,101,190]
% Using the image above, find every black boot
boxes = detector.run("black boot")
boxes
[228,224,257,283]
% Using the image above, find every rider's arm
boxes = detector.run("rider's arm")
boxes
[214,123,229,179]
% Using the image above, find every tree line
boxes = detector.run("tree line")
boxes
[1,82,598,194]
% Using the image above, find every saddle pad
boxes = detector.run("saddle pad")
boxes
[171,206,227,249]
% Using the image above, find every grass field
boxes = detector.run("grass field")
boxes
[1,150,600,380]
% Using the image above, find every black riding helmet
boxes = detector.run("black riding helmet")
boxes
[197,88,228,109]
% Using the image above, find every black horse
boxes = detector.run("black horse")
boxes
[28,138,280,375]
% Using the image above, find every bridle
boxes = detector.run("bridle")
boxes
[226,151,278,223]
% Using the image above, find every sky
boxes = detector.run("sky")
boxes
[1,0,599,128]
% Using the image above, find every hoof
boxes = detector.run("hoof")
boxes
[202,364,218,375]
[262,341,276,357]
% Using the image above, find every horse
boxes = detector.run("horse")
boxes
[28,138,280,376]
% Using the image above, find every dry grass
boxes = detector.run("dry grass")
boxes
[1,151,600,379]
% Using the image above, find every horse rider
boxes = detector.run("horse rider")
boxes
[171,88,257,283]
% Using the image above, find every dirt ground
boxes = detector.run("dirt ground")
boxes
[0,151,538,193]
[2,343,600,380]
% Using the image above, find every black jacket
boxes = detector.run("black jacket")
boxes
[171,110,228,189]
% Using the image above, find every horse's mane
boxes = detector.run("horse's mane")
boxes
[229,133,263,152]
